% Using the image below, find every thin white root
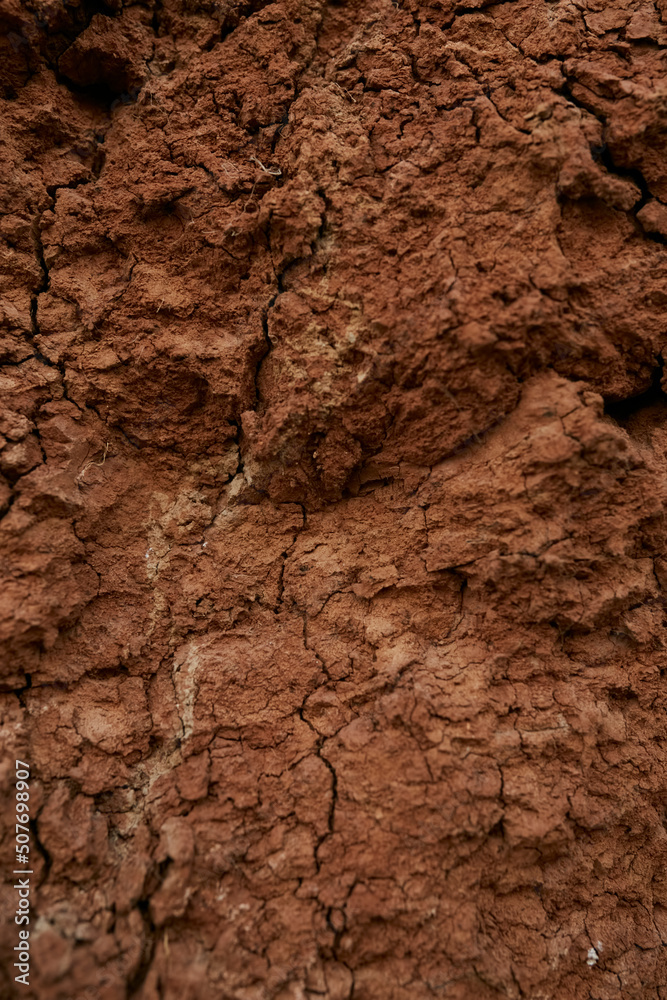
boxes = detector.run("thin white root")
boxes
[248,155,282,176]
[76,441,110,483]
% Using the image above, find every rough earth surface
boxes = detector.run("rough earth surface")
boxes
[2,0,667,997]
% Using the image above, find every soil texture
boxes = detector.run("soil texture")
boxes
[3,0,667,998]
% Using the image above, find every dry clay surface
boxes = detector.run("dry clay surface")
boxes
[3,0,667,997]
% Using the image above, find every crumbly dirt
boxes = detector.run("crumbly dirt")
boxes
[2,0,667,997]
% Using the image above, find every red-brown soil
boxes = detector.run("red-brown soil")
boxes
[3,1,667,997]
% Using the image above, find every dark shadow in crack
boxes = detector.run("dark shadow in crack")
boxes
[604,358,667,436]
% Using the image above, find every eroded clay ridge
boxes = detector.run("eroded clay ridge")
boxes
[2,0,667,997]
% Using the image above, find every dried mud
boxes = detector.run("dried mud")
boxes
[3,0,667,997]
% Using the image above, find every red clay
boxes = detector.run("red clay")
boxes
[2,1,667,997]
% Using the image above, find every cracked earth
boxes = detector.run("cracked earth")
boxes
[2,0,667,997]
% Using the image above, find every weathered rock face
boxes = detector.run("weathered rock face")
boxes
[2,1,667,997]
